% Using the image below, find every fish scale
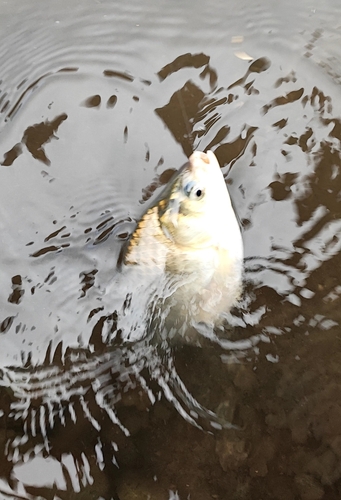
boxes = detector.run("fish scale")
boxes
[123,205,170,267]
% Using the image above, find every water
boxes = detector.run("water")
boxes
[1,0,341,498]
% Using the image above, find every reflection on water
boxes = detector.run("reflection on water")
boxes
[1,0,341,498]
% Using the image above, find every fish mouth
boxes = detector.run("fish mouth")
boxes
[189,151,210,167]
[188,151,210,174]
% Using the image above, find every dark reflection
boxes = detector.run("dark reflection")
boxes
[1,143,23,167]
[214,125,258,169]
[1,68,78,123]
[123,125,128,143]
[1,113,67,166]
[263,87,304,114]
[0,95,10,113]
[157,51,218,90]
[57,67,79,73]
[140,166,176,203]
[302,86,330,113]
[269,172,298,201]
[274,70,297,88]
[272,117,288,129]
[82,94,101,108]
[155,53,220,156]
[157,52,210,81]
[293,137,341,247]
[228,56,271,90]
[23,113,68,165]
[7,275,25,305]
[31,243,69,257]
[107,94,118,108]
[45,225,67,241]
[0,316,15,333]
[154,54,261,165]
[6,73,53,120]
[155,81,205,156]
[103,69,134,82]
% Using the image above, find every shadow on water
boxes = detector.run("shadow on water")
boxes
[1,20,341,499]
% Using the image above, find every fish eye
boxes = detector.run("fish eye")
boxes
[183,181,205,200]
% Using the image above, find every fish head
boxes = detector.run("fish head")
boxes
[158,150,241,254]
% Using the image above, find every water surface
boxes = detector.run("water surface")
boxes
[1,0,341,499]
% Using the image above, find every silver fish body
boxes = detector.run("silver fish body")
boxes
[121,150,243,328]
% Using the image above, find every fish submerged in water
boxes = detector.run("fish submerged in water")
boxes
[119,150,243,335]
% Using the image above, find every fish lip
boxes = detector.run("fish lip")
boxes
[189,150,210,168]
[187,150,221,182]
[188,151,210,175]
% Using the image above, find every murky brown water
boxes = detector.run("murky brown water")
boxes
[1,0,341,498]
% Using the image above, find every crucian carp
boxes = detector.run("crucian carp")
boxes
[119,150,243,334]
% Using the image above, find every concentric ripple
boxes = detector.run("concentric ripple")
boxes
[1,0,341,498]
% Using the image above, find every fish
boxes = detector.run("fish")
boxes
[0,151,242,474]
[119,150,243,331]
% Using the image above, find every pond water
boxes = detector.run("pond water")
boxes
[1,0,341,498]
